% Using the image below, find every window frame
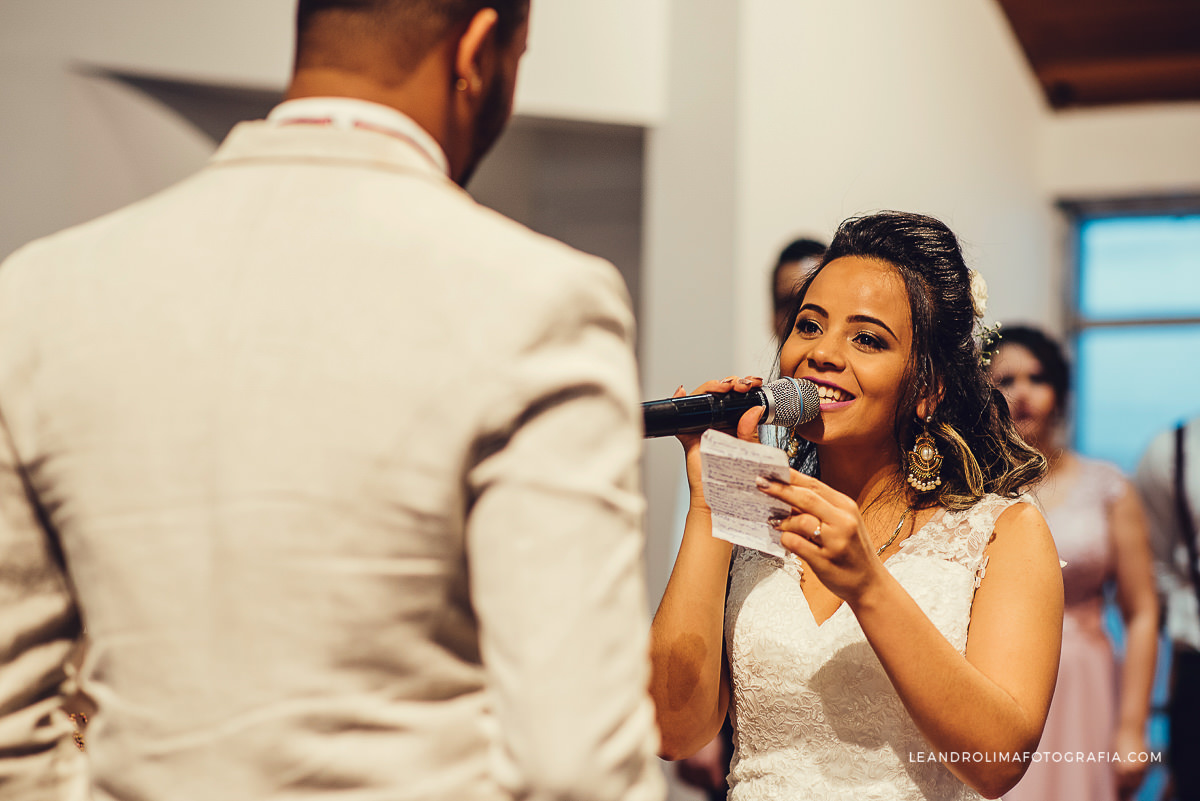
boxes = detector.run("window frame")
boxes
[1061,194,1200,332]
[1060,195,1200,454]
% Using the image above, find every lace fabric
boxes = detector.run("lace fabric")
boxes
[724,494,1028,801]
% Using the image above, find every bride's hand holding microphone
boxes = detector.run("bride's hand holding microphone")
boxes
[644,373,819,509]
[671,376,766,509]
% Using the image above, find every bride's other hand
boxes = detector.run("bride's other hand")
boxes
[757,471,885,602]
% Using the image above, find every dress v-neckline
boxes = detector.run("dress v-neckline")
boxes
[795,508,946,628]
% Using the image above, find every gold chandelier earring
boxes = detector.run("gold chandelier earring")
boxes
[786,429,801,460]
[907,416,943,492]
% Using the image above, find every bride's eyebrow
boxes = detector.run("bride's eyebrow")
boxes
[798,303,827,317]
[847,314,899,342]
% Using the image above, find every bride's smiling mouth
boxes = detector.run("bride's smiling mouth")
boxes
[806,379,856,406]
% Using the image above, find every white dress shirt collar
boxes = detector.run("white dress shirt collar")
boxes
[267,97,450,177]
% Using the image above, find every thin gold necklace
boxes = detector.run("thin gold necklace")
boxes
[875,507,911,556]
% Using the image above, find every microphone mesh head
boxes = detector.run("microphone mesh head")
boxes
[765,378,821,427]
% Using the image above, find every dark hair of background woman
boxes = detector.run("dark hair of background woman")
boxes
[992,324,1071,414]
[776,210,1046,510]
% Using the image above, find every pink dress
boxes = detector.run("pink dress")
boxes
[1005,457,1125,801]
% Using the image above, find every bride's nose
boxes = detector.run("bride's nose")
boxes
[807,334,844,370]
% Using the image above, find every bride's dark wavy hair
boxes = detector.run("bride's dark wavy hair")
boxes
[778,210,1044,510]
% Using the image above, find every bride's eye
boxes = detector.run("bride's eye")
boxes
[853,331,885,351]
[795,318,821,336]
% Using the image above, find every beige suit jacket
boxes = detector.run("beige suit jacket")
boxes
[0,113,663,801]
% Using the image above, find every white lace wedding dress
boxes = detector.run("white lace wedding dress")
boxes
[724,494,1026,801]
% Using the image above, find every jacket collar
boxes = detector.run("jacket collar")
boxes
[211,98,453,184]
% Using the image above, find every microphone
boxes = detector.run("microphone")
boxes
[642,377,820,438]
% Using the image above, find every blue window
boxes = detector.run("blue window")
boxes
[1073,211,1200,473]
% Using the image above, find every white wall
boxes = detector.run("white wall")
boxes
[0,0,670,258]
[1040,103,1200,199]
[516,0,669,125]
[640,0,741,617]
[5,0,668,117]
[732,0,1056,373]
[7,0,296,88]
[6,0,1197,348]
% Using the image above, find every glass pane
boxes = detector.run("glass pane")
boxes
[1079,215,1200,320]
[1075,324,1200,473]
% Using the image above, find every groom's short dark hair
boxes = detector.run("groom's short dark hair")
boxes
[295,1,529,72]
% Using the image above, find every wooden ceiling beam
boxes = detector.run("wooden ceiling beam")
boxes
[994,0,1200,109]
[1018,17,1200,64]
[1036,53,1200,107]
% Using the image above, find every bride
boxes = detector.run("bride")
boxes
[650,211,1063,800]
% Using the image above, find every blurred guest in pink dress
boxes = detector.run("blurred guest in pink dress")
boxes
[992,326,1159,801]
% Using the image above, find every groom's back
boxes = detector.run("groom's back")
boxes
[0,120,649,799]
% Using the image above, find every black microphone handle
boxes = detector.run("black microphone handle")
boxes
[642,389,768,438]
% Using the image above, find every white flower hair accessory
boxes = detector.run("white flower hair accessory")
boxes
[968,269,1001,366]
[968,269,988,319]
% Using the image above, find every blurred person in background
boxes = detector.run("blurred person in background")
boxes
[1136,415,1200,801]
[991,325,1158,801]
[771,237,827,342]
